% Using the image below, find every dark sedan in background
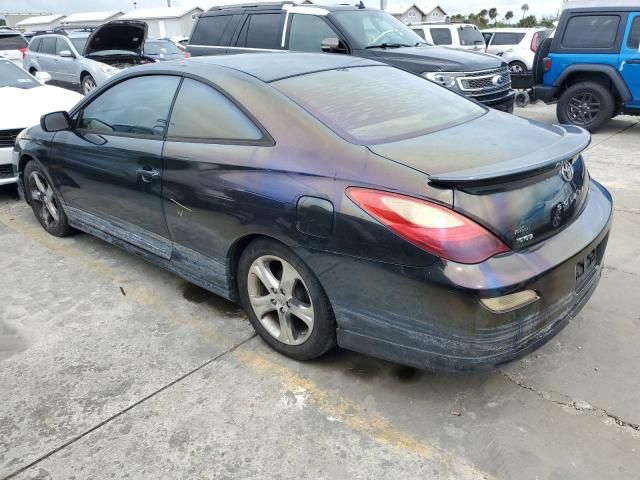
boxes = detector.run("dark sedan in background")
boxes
[12,54,612,372]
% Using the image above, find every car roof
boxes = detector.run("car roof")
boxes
[204,1,373,15]
[189,52,381,82]
[562,0,640,13]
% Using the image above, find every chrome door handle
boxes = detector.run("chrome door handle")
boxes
[136,167,160,182]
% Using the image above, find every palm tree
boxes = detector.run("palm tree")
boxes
[521,3,529,20]
[505,10,514,24]
[488,8,498,26]
[478,9,488,20]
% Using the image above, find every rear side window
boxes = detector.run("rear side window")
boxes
[79,76,180,137]
[0,33,28,50]
[29,37,42,52]
[167,79,263,141]
[190,15,234,45]
[430,28,452,45]
[458,26,484,46]
[562,15,620,48]
[274,66,485,145]
[288,14,337,52]
[491,32,526,45]
[40,37,56,55]
[628,16,640,49]
[237,13,282,49]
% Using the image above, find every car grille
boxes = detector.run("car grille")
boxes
[0,128,23,148]
[456,67,512,98]
[0,164,14,178]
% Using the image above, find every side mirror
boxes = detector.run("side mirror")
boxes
[59,50,75,58]
[34,71,52,83]
[321,37,347,53]
[41,111,71,132]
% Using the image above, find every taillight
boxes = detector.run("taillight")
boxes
[530,32,539,52]
[19,47,27,59]
[183,50,191,59]
[346,188,509,264]
[543,57,552,72]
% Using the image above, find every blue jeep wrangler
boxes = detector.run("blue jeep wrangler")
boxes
[533,4,640,132]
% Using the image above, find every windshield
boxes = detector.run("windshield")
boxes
[458,26,485,46]
[274,66,485,145]
[331,10,425,49]
[0,59,39,89]
[145,41,182,55]
[70,36,88,55]
[0,33,28,50]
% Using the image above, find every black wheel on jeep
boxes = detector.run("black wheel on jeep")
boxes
[557,81,615,132]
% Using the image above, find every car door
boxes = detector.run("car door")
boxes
[161,77,272,290]
[53,37,77,85]
[619,13,640,107]
[36,37,58,79]
[48,74,182,259]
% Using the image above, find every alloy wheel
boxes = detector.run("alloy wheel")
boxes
[247,255,314,345]
[82,77,96,95]
[509,64,524,74]
[29,171,59,229]
[567,92,600,125]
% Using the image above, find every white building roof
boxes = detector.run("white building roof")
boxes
[119,6,203,21]
[385,3,446,16]
[16,14,66,26]
[62,11,123,24]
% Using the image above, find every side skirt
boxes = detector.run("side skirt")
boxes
[65,205,234,301]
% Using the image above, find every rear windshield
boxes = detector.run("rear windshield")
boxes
[0,33,28,50]
[458,26,485,46]
[145,41,182,55]
[273,66,485,145]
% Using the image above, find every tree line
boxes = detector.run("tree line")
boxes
[450,4,558,29]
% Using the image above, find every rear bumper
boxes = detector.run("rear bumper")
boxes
[299,180,613,372]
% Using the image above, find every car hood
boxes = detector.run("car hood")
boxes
[84,20,148,57]
[0,85,82,130]
[367,45,505,73]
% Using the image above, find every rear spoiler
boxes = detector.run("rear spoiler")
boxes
[428,125,591,187]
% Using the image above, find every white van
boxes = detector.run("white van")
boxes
[410,23,485,51]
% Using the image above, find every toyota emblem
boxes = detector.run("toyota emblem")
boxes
[560,160,574,182]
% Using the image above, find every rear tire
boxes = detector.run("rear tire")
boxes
[509,61,527,74]
[29,68,37,75]
[24,160,74,237]
[238,238,336,361]
[557,81,615,132]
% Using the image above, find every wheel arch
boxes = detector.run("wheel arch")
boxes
[18,153,37,203]
[555,64,631,103]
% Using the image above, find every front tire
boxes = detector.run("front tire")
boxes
[238,238,336,361]
[557,81,615,132]
[81,74,97,95]
[509,61,527,74]
[24,161,73,237]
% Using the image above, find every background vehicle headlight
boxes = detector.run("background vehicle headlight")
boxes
[14,129,26,146]
[97,63,120,75]
[423,72,458,88]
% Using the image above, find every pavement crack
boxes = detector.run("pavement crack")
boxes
[497,369,640,434]
[1,333,258,480]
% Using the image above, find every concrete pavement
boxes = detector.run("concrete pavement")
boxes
[1,103,639,479]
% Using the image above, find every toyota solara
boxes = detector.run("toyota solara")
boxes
[12,54,612,372]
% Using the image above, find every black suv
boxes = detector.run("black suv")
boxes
[187,2,515,112]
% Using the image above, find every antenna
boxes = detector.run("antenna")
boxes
[357,1,365,9]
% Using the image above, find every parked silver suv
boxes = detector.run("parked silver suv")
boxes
[23,21,155,95]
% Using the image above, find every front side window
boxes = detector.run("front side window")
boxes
[562,15,620,49]
[331,10,424,48]
[288,14,337,52]
[190,15,234,46]
[78,75,180,137]
[430,28,452,45]
[167,79,263,141]
[491,32,526,46]
[274,66,485,145]
[627,16,640,49]
[238,13,282,49]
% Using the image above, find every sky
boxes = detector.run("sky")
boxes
[0,0,563,21]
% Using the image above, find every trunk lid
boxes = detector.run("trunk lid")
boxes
[84,20,147,57]
[368,111,591,249]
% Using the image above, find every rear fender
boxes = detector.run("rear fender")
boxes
[555,64,632,102]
